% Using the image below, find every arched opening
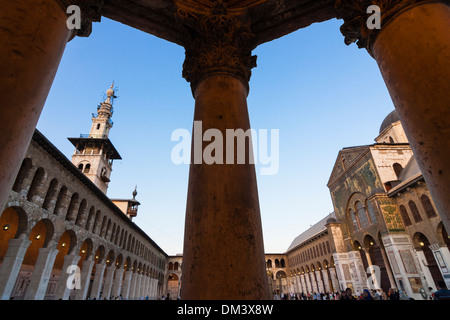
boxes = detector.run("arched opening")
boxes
[12,219,54,299]
[364,235,390,293]
[27,167,45,203]
[83,164,91,174]
[42,178,58,211]
[167,273,179,298]
[354,240,369,273]
[0,207,28,265]
[399,204,412,226]
[65,193,79,222]
[12,158,32,193]
[414,233,445,288]
[75,199,87,226]
[420,194,437,218]
[53,186,68,216]
[45,229,77,299]
[393,163,403,179]
[266,259,272,269]
[275,270,287,296]
[409,200,423,223]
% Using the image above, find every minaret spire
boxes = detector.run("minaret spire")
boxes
[68,82,122,194]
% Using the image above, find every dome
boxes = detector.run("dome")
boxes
[379,110,400,134]
[106,84,115,97]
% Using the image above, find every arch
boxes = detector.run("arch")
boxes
[364,234,390,292]
[85,206,96,232]
[65,193,79,222]
[53,229,77,271]
[23,219,55,266]
[78,238,94,267]
[75,199,87,226]
[106,250,115,267]
[53,186,68,216]
[105,219,112,240]
[420,194,437,218]
[42,178,58,210]
[355,201,369,229]
[399,204,412,226]
[92,210,102,234]
[408,200,423,223]
[275,259,280,268]
[393,163,403,179]
[94,245,106,264]
[0,207,28,264]
[115,254,124,268]
[84,163,91,174]
[124,256,132,271]
[78,163,84,171]
[12,158,33,193]
[99,216,108,237]
[27,167,46,202]
[413,232,445,287]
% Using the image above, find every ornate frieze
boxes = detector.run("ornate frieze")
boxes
[335,0,447,54]
[175,1,257,91]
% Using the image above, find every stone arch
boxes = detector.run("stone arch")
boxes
[53,186,68,216]
[53,229,77,271]
[85,206,96,232]
[42,178,58,211]
[0,206,28,264]
[65,193,79,222]
[75,199,87,226]
[94,245,106,264]
[12,158,33,193]
[78,238,94,267]
[413,232,445,288]
[27,167,46,203]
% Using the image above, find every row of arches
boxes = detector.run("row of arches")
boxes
[11,158,162,268]
[399,195,437,226]
[266,258,285,269]
[0,206,163,299]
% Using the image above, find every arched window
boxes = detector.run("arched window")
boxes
[27,168,45,202]
[349,209,359,232]
[355,201,369,228]
[420,194,437,218]
[84,164,91,174]
[393,163,403,179]
[366,200,377,224]
[389,136,395,144]
[78,163,84,171]
[399,205,412,226]
[409,200,422,223]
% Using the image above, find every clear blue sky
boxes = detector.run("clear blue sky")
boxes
[37,17,395,256]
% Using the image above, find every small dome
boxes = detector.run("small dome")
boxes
[326,217,337,224]
[379,110,400,134]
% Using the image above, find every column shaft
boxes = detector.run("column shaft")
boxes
[371,2,450,234]
[181,74,268,300]
[0,0,72,209]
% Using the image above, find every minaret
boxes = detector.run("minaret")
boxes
[68,83,122,194]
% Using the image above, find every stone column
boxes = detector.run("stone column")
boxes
[336,0,450,236]
[75,258,95,300]
[54,254,80,300]
[111,267,124,299]
[329,268,340,293]
[129,272,138,300]
[0,237,32,300]
[89,263,106,300]
[176,2,268,300]
[23,247,59,300]
[321,269,330,293]
[102,266,116,299]
[121,270,133,300]
[0,0,100,210]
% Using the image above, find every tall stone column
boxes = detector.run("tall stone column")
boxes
[336,0,450,236]
[176,2,268,300]
[0,0,101,211]
[0,237,32,300]
[75,258,95,300]
[111,267,124,299]
[89,263,106,300]
[102,266,116,299]
[54,254,80,300]
[129,272,138,300]
[23,247,59,300]
[121,270,133,300]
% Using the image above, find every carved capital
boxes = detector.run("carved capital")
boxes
[335,0,447,55]
[175,1,257,92]
[56,0,103,38]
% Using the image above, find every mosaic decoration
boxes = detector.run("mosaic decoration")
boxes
[378,198,405,232]
[399,250,418,274]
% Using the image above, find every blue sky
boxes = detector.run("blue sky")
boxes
[37,17,395,256]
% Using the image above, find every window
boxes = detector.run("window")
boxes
[356,201,369,229]
[393,163,403,179]
[366,200,377,224]
[78,163,84,171]
[84,164,91,173]
[349,209,359,231]
[399,205,412,226]
[97,123,101,130]
[420,194,437,218]
[408,200,422,223]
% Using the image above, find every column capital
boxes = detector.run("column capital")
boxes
[55,0,103,38]
[175,1,257,93]
[335,0,448,55]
